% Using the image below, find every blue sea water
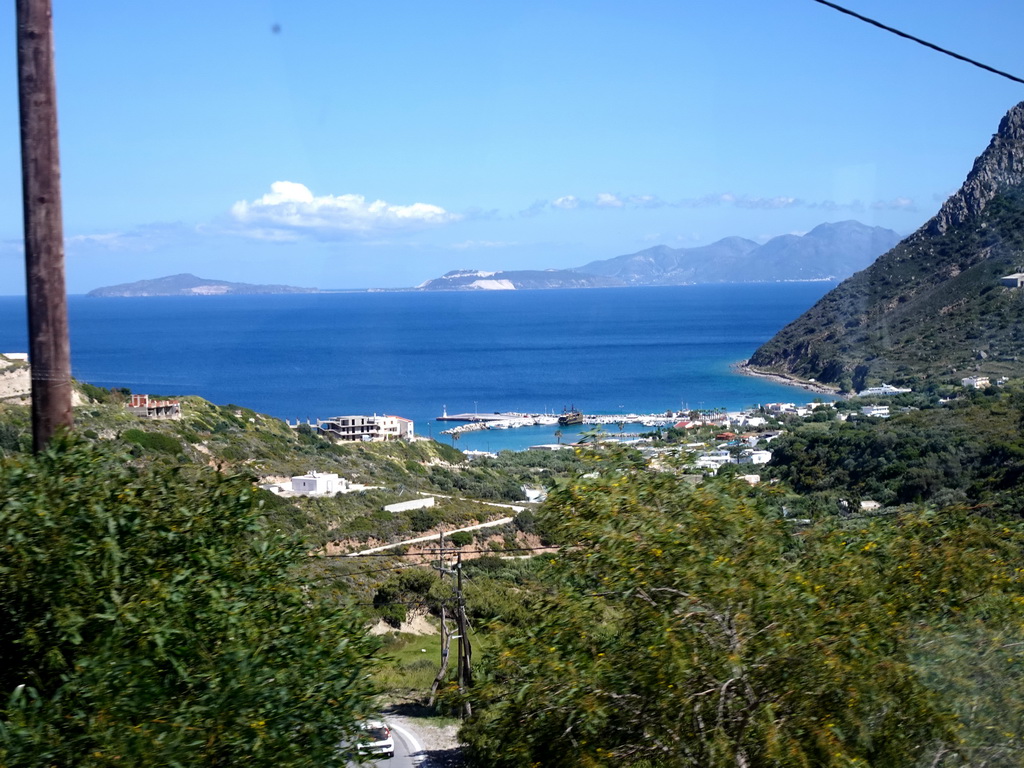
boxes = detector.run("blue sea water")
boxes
[0,284,835,451]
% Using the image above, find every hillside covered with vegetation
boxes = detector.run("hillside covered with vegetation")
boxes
[8,378,1024,765]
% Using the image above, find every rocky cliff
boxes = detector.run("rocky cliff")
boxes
[926,105,1024,236]
[748,101,1024,391]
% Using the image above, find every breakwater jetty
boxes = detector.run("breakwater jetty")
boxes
[436,409,679,436]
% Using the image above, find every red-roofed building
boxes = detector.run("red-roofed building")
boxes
[127,394,181,420]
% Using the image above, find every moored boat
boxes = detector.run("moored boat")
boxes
[558,407,584,426]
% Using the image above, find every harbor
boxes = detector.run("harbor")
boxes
[435,407,681,436]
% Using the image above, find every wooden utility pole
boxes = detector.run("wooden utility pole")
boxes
[456,550,472,718]
[428,531,452,707]
[16,0,73,451]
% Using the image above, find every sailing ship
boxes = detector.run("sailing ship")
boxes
[557,406,584,426]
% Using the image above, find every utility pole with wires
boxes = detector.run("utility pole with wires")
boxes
[427,536,474,717]
[456,549,473,718]
[16,0,73,451]
[428,530,454,707]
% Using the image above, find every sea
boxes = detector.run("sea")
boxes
[0,283,836,452]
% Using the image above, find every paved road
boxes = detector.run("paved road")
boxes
[363,721,425,768]
[347,515,515,556]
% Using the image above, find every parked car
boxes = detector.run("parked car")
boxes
[357,720,395,759]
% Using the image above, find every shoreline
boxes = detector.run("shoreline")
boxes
[734,361,847,398]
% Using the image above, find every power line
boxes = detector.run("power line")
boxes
[811,0,1024,86]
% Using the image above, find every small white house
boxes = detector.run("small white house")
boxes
[961,376,990,389]
[857,384,911,397]
[291,471,342,496]
[1001,273,1024,288]
[695,451,734,470]
[861,405,890,418]
[738,450,772,465]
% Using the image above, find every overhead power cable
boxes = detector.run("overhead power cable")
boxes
[811,0,1024,86]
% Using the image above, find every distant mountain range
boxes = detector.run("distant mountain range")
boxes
[748,100,1024,390]
[416,220,901,291]
[88,273,318,297]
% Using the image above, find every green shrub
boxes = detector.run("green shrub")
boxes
[0,424,25,455]
[409,506,443,532]
[121,428,182,455]
[448,530,473,547]
[0,438,379,767]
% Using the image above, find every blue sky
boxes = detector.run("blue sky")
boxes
[1,0,1023,293]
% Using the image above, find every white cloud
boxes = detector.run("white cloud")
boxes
[66,223,198,252]
[872,197,916,211]
[733,196,800,210]
[230,182,461,239]
[450,240,517,249]
[519,190,917,218]
[595,193,624,208]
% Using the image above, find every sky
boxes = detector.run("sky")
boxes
[1,0,1023,294]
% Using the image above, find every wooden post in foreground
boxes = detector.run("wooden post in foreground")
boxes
[17,0,72,450]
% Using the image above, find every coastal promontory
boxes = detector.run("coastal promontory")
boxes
[748,101,1024,391]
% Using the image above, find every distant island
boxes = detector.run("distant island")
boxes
[416,220,901,291]
[87,273,319,297]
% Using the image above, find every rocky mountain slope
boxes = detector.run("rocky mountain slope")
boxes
[88,273,318,297]
[748,101,1024,391]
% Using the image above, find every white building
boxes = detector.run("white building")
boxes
[127,393,182,420]
[316,414,414,442]
[961,376,990,389]
[261,471,369,497]
[694,451,734,470]
[1001,273,1024,288]
[738,450,772,465]
[291,471,342,495]
[856,384,911,397]
[861,405,890,418]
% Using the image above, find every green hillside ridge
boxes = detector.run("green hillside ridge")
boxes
[0,383,581,552]
[749,101,1024,391]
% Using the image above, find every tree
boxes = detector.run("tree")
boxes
[461,449,1024,767]
[0,437,380,767]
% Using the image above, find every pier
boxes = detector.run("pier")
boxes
[435,410,680,436]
